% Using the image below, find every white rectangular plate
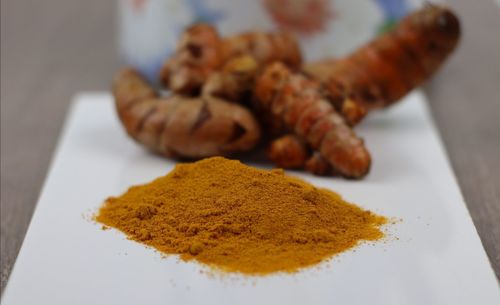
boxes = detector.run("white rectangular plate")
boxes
[2,92,499,305]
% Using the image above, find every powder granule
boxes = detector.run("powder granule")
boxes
[96,157,387,274]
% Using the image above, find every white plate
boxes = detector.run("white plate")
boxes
[2,92,499,305]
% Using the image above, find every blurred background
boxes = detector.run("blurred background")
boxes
[1,0,499,292]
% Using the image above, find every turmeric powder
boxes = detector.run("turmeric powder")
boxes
[96,157,387,274]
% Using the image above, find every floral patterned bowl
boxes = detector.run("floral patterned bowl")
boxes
[119,0,425,83]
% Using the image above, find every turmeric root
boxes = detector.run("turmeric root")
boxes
[111,5,460,179]
[267,134,333,176]
[160,24,302,95]
[305,4,460,124]
[305,152,333,176]
[255,62,371,178]
[113,69,261,158]
[220,30,301,67]
[160,24,222,95]
[201,55,259,102]
[266,134,308,169]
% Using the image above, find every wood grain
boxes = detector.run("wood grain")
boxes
[1,0,499,294]
[424,0,500,280]
[0,0,120,293]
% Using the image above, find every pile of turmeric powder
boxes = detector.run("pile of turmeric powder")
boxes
[96,157,387,274]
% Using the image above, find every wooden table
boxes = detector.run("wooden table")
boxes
[1,0,499,293]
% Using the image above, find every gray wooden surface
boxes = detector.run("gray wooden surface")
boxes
[1,0,499,294]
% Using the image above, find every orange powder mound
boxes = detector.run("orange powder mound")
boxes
[96,157,386,274]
